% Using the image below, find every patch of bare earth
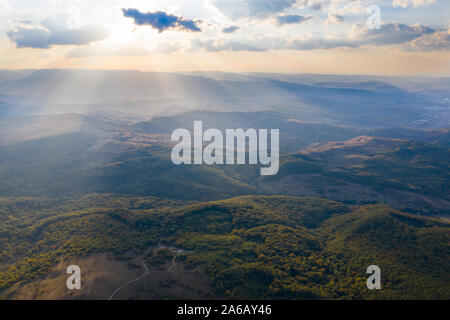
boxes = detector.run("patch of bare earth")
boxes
[1,247,216,300]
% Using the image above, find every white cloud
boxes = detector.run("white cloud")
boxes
[193,22,440,52]
[1,0,448,58]
[327,0,368,15]
[393,0,436,8]
[405,26,450,51]
[7,14,110,49]
[325,12,345,25]
[349,22,434,45]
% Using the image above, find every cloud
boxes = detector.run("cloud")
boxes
[309,1,322,11]
[122,8,201,33]
[7,28,50,49]
[0,0,9,10]
[287,37,357,51]
[393,0,436,8]
[350,23,435,46]
[330,0,366,15]
[153,40,190,54]
[194,22,442,53]
[326,13,345,25]
[7,15,109,49]
[67,45,150,58]
[211,0,298,19]
[285,23,436,50]
[192,35,291,52]
[222,26,240,33]
[207,41,267,51]
[276,15,312,26]
[405,27,450,51]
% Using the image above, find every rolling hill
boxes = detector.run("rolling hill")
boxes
[0,71,448,300]
[0,112,448,213]
[0,195,448,299]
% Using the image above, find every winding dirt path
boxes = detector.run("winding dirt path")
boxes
[108,261,149,300]
[108,246,189,300]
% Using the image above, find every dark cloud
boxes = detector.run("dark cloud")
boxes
[122,8,201,33]
[276,15,312,26]
[222,26,240,33]
[7,15,109,49]
[7,27,50,49]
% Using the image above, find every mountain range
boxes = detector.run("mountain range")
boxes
[0,70,448,300]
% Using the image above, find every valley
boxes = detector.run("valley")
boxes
[0,70,448,300]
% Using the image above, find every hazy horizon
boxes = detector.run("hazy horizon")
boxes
[2,68,450,77]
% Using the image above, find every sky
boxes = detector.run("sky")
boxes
[0,0,449,75]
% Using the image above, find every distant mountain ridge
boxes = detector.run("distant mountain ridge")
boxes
[0,69,447,128]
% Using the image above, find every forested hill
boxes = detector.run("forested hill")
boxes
[0,195,448,299]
